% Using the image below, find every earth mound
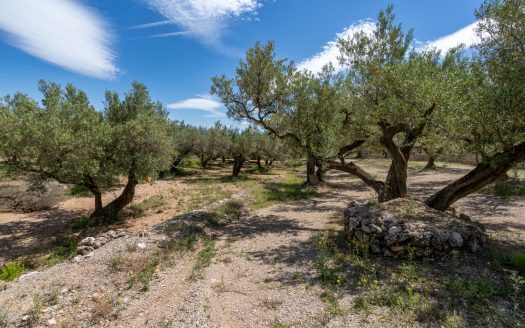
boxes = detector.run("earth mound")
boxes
[343,198,488,257]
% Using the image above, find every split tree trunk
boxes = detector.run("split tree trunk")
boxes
[426,142,525,211]
[90,173,138,224]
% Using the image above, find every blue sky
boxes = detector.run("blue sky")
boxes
[0,0,483,127]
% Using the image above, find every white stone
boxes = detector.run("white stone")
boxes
[137,242,147,250]
[448,231,464,248]
[18,271,40,281]
[47,318,57,326]
[79,237,96,246]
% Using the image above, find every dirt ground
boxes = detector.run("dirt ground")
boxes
[0,160,523,327]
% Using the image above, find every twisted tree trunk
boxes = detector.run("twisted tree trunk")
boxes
[426,142,525,211]
[90,172,138,224]
[232,155,245,178]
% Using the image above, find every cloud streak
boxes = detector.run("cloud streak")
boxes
[167,95,225,118]
[298,20,375,74]
[0,0,117,79]
[139,0,261,45]
[420,21,479,53]
[299,20,480,74]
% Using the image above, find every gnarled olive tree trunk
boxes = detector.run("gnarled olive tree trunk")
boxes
[232,155,245,178]
[90,173,138,224]
[426,142,525,211]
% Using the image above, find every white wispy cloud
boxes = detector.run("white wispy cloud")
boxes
[137,0,261,44]
[299,20,480,74]
[298,20,375,74]
[0,0,117,79]
[167,95,225,118]
[419,21,479,53]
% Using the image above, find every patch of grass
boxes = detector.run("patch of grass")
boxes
[491,250,525,274]
[91,295,122,322]
[239,173,316,210]
[270,319,290,328]
[69,185,92,197]
[109,255,127,271]
[190,237,216,280]
[262,298,283,310]
[70,215,91,231]
[313,230,525,327]
[0,310,7,327]
[180,158,201,168]
[162,223,205,254]
[483,173,525,198]
[320,289,342,316]
[0,260,25,281]
[27,296,43,324]
[128,195,167,218]
[38,289,60,306]
[44,232,78,265]
[126,256,159,292]
[204,200,243,226]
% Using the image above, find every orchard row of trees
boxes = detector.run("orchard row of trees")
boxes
[0,82,285,224]
[170,122,286,176]
[211,0,525,211]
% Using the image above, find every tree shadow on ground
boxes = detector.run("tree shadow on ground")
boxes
[0,209,83,263]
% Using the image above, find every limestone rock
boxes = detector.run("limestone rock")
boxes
[342,198,487,258]
[79,237,96,247]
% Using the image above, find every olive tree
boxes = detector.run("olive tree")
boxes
[425,0,525,210]
[169,121,200,172]
[0,81,173,223]
[330,6,468,202]
[211,43,366,185]
[193,122,230,168]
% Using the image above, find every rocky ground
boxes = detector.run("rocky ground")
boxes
[0,161,524,327]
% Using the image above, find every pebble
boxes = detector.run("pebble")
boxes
[137,242,147,250]
[48,318,57,326]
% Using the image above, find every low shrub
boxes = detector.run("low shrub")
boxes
[0,261,25,281]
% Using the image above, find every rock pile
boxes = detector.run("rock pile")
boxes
[343,198,488,258]
[75,230,127,257]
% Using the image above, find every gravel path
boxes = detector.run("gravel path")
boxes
[1,163,523,327]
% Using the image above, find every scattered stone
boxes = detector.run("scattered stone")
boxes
[79,237,96,247]
[448,231,464,248]
[138,231,148,238]
[47,318,57,326]
[343,198,487,258]
[116,231,127,238]
[77,246,94,255]
[73,255,84,262]
[137,242,147,250]
[390,245,405,253]
[106,230,117,238]
[21,315,30,321]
